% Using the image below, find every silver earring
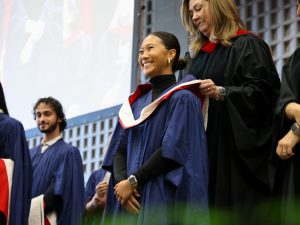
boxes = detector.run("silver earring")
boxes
[168,58,171,64]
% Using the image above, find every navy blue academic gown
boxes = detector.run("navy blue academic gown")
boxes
[102,75,209,225]
[0,113,32,225]
[30,139,85,225]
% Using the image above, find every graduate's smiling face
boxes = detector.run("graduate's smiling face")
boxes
[138,35,174,78]
[35,103,62,134]
[189,0,212,37]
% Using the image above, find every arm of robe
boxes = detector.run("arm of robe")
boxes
[54,147,85,225]
[102,123,127,174]
[276,48,300,133]
[161,90,208,203]
[224,34,281,185]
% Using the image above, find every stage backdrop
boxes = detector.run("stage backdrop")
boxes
[0,0,134,129]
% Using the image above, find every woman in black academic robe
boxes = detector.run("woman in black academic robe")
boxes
[180,0,280,224]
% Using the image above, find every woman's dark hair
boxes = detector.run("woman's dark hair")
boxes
[33,97,67,132]
[0,82,9,115]
[150,31,187,71]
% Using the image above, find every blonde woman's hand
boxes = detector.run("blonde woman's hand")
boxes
[199,79,219,100]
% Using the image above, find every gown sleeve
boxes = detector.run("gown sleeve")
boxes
[84,172,97,204]
[224,35,280,184]
[161,90,208,187]
[102,123,127,173]
[53,146,85,225]
[276,48,300,132]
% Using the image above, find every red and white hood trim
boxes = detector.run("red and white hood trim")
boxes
[29,195,57,225]
[0,159,14,225]
[119,79,208,129]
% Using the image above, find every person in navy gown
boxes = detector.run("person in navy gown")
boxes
[102,31,209,225]
[29,97,84,225]
[0,82,32,225]
[83,168,109,225]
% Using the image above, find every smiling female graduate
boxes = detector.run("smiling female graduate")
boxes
[101,31,209,225]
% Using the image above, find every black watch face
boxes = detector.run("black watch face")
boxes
[292,123,300,135]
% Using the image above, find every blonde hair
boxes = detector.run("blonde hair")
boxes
[181,0,245,57]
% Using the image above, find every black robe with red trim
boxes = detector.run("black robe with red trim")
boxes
[180,31,280,224]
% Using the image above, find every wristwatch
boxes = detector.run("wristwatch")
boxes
[217,86,226,100]
[291,122,300,136]
[128,175,138,188]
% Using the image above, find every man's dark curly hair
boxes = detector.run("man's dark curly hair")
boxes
[33,97,67,132]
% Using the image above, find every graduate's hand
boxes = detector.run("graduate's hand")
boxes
[199,79,219,99]
[276,130,300,160]
[94,181,108,208]
[95,181,108,197]
[92,195,105,209]
[122,190,141,215]
[114,180,135,204]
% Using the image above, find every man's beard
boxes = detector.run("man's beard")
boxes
[39,123,58,133]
